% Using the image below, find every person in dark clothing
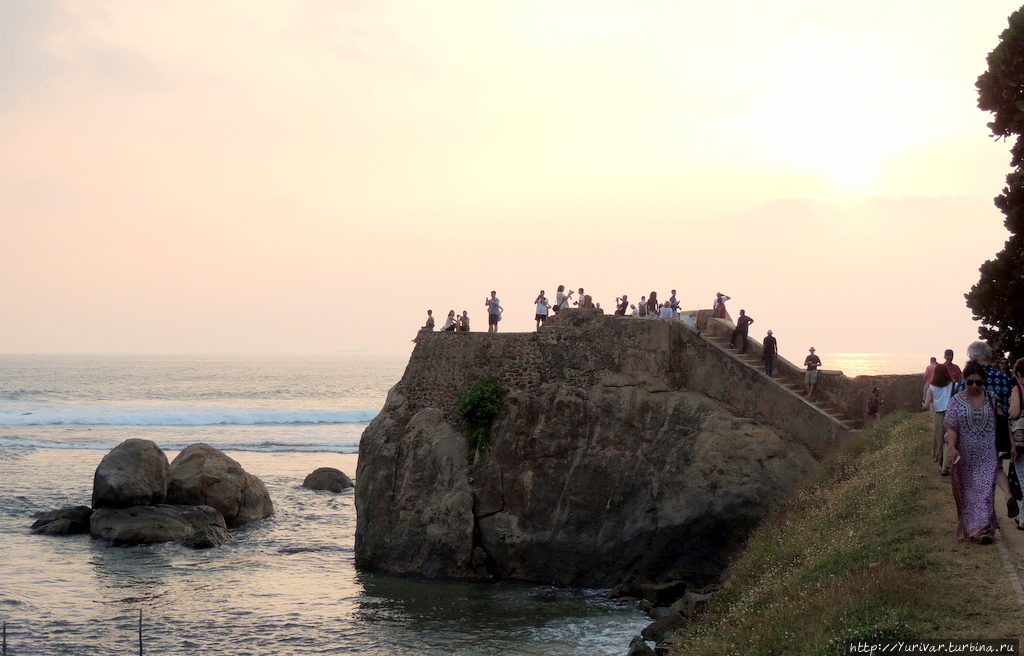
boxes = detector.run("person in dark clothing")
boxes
[731,309,754,353]
[762,329,778,377]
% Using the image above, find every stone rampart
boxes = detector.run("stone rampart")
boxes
[701,318,921,425]
[355,310,885,587]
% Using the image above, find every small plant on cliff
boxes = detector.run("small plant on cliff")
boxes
[457,376,507,454]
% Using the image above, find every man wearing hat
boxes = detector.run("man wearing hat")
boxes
[804,347,822,396]
[762,330,778,377]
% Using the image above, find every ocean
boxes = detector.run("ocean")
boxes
[0,355,649,655]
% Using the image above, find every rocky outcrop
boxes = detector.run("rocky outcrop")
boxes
[90,505,226,545]
[355,313,823,588]
[92,438,169,508]
[167,444,273,524]
[355,404,476,578]
[31,506,93,535]
[302,467,354,492]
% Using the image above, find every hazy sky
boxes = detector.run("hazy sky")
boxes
[1,0,1020,363]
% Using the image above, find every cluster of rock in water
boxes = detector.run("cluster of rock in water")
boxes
[30,438,353,549]
[610,579,721,656]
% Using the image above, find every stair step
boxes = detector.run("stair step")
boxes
[700,331,854,431]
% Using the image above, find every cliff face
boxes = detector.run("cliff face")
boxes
[354,312,826,587]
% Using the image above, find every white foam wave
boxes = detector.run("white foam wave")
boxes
[0,405,378,427]
[0,436,360,454]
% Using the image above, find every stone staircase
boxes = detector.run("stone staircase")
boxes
[701,331,857,432]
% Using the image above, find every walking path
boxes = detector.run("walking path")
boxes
[995,464,1024,606]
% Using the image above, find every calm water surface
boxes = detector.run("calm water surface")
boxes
[0,355,647,655]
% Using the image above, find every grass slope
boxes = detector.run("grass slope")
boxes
[671,413,1022,655]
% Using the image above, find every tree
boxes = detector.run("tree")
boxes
[970,6,1024,360]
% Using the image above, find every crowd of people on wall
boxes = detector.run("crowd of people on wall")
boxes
[412,287,1024,547]
[920,341,1024,544]
[414,286,725,338]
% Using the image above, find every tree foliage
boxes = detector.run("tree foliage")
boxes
[970,6,1024,360]
[457,375,507,454]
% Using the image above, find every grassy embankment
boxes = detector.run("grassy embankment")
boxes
[671,412,1022,655]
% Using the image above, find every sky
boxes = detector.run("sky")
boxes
[0,0,1021,364]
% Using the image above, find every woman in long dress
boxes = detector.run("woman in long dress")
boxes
[944,361,1000,543]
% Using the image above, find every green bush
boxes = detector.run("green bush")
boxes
[457,376,508,454]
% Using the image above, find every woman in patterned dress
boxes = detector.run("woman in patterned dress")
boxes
[944,361,1000,543]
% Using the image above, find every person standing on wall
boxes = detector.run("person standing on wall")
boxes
[669,289,680,318]
[713,292,730,319]
[804,347,821,396]
[485,291,502,333]
[762,329,777,377]
[534,290,550,331]
[554,285,573,314]
[731,309,754,354]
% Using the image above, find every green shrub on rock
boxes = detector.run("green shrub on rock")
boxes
[457,376,508,454]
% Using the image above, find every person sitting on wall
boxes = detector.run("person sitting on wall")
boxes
[412,310,435,342]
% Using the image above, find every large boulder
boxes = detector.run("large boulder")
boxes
[31,506,93,535]
[90,505,226,545]
[302,467,354,492]
[355,401,476,578]
[92,439,169,509]
[167,444,273,524]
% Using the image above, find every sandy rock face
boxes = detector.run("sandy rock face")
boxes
[166,444,274,524]
[90,505,226,545]
[302,467,354,492]
[92,439,169,509]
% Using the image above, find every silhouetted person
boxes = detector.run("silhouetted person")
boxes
[763,329,777,377]
[731,309,754,353]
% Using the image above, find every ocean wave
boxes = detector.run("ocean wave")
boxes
[0,405,378,427]
[0,436,360,454]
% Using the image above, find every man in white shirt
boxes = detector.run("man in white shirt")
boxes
[485,291,503,333]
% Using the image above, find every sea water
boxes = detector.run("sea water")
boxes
[0,355,650,655]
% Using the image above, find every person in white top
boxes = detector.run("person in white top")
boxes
[554,285,573,313]
[923,363,954,475]
[659,303,673,319]
[534,291,550,331]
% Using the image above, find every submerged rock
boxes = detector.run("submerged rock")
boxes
[626,636,657,656]
[166,444,273,524]
[31,506,93,535]
[92,439,169,509]
[90,505,226,545]
[302,467,354,492]
[179,525,230,549]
